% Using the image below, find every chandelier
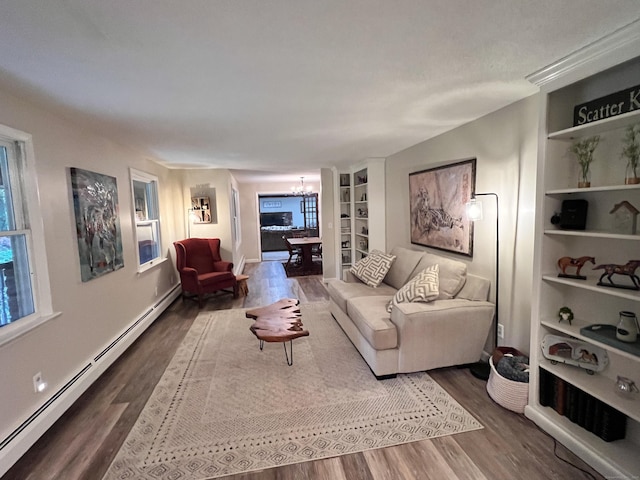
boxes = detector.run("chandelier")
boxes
[291,176,313,195]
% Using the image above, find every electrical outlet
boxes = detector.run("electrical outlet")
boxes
[497,323,505,339]
[33,372,46,393]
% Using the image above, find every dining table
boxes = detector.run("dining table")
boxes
[288,236,322,269]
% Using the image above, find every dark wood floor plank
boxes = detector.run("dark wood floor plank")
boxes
[429,436,488,480]
[53,403,128,480]
[3,262,606,480]
[338,452,374,480]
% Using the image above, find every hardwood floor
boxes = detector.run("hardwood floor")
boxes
[4,261,603,480]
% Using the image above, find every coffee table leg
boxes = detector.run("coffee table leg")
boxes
[283,340,293,366]
[258,339,293,366]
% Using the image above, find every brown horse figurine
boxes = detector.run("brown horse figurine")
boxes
[593,260,640,289]
[557,256,595,277]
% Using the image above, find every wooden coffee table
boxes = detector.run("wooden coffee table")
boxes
[246,298,309,365]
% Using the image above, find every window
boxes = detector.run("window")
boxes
[130,169,162,270]
[0,124,55,344]
[232,188,241,247]
[0,138,34,325]
[301,194,318,230]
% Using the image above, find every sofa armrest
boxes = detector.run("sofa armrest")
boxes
[390,299,495,371]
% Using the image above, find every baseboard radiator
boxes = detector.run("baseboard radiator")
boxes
[0,284,181,476]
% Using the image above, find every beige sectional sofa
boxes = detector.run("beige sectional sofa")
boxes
[327,246,495,378]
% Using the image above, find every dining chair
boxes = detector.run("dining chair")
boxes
[283,235,301,269]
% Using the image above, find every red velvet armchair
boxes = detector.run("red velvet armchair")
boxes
[173,238,238,307]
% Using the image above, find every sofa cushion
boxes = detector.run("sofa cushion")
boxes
[410,252,466,299]
[347,296,398,350]
[387,264,439,313]
[349,250,396,287]
[327,278,397,313]
[456,274,491,301]
[383,246,425,290]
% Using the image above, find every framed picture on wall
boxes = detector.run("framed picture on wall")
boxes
[69,167,125,281]
[191,196,212,223]
[409,158,476,256]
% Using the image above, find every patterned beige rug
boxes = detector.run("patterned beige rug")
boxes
[103,302,482,479]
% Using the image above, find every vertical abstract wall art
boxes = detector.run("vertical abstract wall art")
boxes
[70,168,124,281]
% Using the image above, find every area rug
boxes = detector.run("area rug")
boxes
[281,261,322,277]
[102,302,482,480]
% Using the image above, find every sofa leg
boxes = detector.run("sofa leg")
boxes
[373,373,397,381]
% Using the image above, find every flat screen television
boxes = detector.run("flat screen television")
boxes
[260,211,293,227]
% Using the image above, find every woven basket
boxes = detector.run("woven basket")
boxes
[487,355,529,413]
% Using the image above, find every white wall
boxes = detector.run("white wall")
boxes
[0,87,182,470]
[320,168,336,280]
[180,169,238,268]
[385,95,539,353]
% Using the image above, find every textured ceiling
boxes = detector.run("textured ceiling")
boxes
[0,1,639,183]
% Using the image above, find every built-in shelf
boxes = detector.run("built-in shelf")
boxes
[542,275,640,301]
[540,317,640,362]
[527,406,640,478]
[337,160,384,277]
[538,359,640,423]
[529,28,640,480]
[546,184,640,195]
[544,229,640,240]
[548,109,640,140]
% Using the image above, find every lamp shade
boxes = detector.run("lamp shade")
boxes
[466,198,484,221]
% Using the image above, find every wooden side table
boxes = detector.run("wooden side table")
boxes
[236,274,249,296]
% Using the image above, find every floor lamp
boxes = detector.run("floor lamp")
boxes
[465,192,499,381]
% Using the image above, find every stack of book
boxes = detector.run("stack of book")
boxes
[539,368,626,442]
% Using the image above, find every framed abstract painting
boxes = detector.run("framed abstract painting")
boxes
[70,167,124,281]
[409,158,476,257]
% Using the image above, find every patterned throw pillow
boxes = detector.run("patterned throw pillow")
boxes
[387,264,439,313]
[350,250,396,287]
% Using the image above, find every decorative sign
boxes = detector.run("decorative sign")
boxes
[573,84,640,126]
[262,201,281,208]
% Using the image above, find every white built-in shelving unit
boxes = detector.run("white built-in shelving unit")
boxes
[527,22,640,479]
[338,173,352,268]
[336,158,386,278]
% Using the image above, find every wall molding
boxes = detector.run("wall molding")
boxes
[526,18,640,90]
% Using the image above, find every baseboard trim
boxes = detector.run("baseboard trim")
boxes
[0,284,181,477]
[234,255,246,275]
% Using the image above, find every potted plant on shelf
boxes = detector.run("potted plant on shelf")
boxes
[569,135,600,188]
[620,123,640,185]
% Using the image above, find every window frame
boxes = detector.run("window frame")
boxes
[0,124,57,347]
[129,168,164,273]
[232,187,241,247]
